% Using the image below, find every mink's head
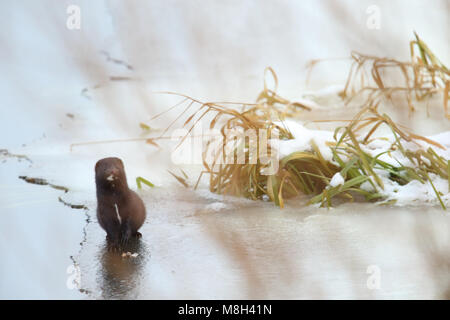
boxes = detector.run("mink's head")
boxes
[95,157,128,191]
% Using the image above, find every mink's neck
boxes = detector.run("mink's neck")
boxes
[96,180,129,202]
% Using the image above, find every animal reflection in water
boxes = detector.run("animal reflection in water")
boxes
[98,237,148,299]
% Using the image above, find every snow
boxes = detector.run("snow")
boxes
[205,202,228,211]
[379,173,450,206]
[276,120,335,161]
[329,173,345,187]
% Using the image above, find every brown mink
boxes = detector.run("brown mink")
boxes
[95,157,146,247]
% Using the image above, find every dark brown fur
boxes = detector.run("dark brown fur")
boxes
[95,157,146,248]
